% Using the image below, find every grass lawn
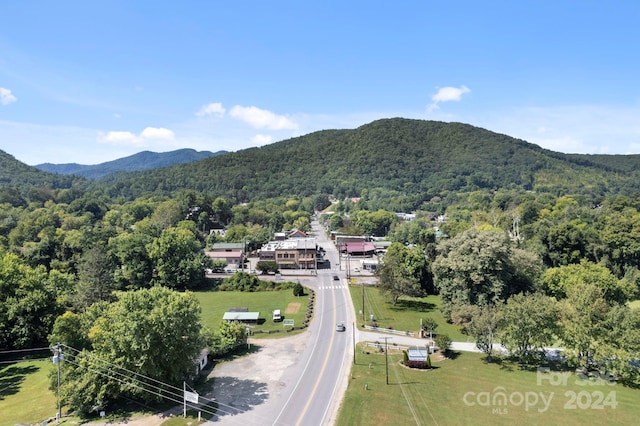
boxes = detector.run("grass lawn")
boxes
[337,347,640,426]
[193,288,310,337]
[348,285,468,342]
[628,299,640,310]
[0,360,58,426]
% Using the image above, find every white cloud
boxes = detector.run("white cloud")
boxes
[196,102,226,117]
[99,131,144,146]
[0,87,17,105]
[428,85,471,111]
[251,134,272,145]
[229,105,298,130]
[98,127,175,146]
[140,127,175,140]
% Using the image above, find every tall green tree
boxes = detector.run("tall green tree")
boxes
[73,245,116,310]
[147,224,206,289]
[454,304,502,362]
[499,293,559,363]
[108,231,154,290]
[53,287,204,416]
[559,283,610,368]
[597,305,640,386]
[376,242,430,305]
[433,228,535,318]
[540,260,635,304]
[0,250,63,349]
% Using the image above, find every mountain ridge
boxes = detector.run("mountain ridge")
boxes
[92,118,640,202]
[34,148,227,179]
[4,118,640,206]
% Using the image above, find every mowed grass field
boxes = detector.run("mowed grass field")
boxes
[193,288,311,337]
[337,348,640,426]
[0,360,58,426]
[348,284,468,342]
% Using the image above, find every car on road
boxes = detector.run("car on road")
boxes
[333,275,339,280]
[336,322,345,332]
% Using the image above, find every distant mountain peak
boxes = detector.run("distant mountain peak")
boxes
[34,148,227,179]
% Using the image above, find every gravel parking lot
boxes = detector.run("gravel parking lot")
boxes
[204,331,311,424]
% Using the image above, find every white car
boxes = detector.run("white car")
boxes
[336,322,346,332]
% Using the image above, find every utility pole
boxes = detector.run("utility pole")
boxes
[380,336,391,385]
[51,343,63,424]
[362,281,365,321]
[353,322,356,365]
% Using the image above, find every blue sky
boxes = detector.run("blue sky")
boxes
[1,1,640,165]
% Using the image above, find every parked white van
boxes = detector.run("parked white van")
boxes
[272,309,282,322]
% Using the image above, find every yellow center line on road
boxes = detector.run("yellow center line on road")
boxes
[295,280,338,426]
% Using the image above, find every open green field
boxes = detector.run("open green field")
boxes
[0,360,58,426]
[349,285,468,342]
[628,299,640,310]
[337,348,640,426]
[193,288,311,337]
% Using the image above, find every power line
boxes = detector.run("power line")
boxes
[62,356,219,417]
[0,346,51,354]
[58,344,249,420]
[0,357,50,364]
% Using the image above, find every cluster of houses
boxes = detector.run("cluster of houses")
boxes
[205,229,321,270]
[205,228,391,272]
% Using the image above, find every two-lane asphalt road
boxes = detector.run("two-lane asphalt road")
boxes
[271,220,354,425]
[207,220,354,426]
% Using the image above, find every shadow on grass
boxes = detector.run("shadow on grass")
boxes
[390,299,436,313]
[441,350,461,360]
[0,363,39,400]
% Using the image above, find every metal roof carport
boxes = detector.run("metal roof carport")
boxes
[223,311,260,322]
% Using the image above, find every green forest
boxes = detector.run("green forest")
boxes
[2,118,640,416]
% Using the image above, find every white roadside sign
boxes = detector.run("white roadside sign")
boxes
[184,390,199,404]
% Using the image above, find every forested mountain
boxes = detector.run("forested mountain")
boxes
[0,150,83,205]
[93,118,640,205]
[35,148,226,179]
[5,118,640,208]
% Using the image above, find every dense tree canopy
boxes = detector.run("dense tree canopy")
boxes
[51,287,204,416]
[432,228,540,318]
[376,242,431,305]
[499,293,559,363]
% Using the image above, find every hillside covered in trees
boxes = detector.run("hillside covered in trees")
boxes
[4,118,640,208]
[89,118,640,204]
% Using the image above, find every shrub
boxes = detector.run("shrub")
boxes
[293,282,305,296]
[435,333,452,354]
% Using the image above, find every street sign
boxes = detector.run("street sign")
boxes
[184,390,199,404]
